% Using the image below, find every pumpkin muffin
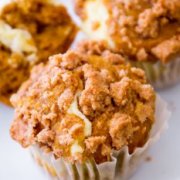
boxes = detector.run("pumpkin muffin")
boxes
[10,41,157,179]
[75,0,180,88]
[0,0,77,105]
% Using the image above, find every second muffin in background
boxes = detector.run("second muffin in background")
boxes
[0,0,77,105]
[10,41,169,180]
[75,0,180,89]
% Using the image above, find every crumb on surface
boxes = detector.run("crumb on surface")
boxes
[145,156,152,162]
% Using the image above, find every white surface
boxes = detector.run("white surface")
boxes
[0,84,180,180]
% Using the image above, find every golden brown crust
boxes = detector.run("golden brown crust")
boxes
[10,41,156,164]
[76,0,180,63]
[0,0,77,104]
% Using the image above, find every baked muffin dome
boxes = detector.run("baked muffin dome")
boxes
[10,41,155,164]
[0,0,77,105]
[75,0,180,63]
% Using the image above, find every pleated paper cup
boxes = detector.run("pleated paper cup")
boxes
[129,55,180,89]
[30,96,170,180]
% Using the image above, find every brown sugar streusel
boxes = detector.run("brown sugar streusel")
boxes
[10,41,156,164]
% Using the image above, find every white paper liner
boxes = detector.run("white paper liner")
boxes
[130,56,180,89]
[30,95,170,180]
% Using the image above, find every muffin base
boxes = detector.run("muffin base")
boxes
[30,96,170,180]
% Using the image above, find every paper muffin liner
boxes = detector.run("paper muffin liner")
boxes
[129,56,180,89]
[30,95,170,180]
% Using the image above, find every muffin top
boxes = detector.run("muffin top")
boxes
[10,41,156,164]
[75,0,180,63]
[0,0,77,105]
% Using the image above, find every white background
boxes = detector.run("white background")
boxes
[0,84,180,180]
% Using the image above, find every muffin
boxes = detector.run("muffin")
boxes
[75,0,180,88]
[9,41,170,179]
[0,0,77,105]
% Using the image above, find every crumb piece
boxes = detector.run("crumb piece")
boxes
[85,136,106,153]
[151,36,180,63]
[110,77,131,106]
[145,156,152,162]
[109,113,133,149]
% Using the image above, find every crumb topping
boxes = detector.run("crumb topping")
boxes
[76,0,180,63]
[10,41,156,164]
[0,0,77,104]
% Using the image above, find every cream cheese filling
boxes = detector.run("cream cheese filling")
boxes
[67,92,92,137]
[68,92,92,155]
[0,20,37,56]
[70,140,84,156]
[83,0,115,48]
